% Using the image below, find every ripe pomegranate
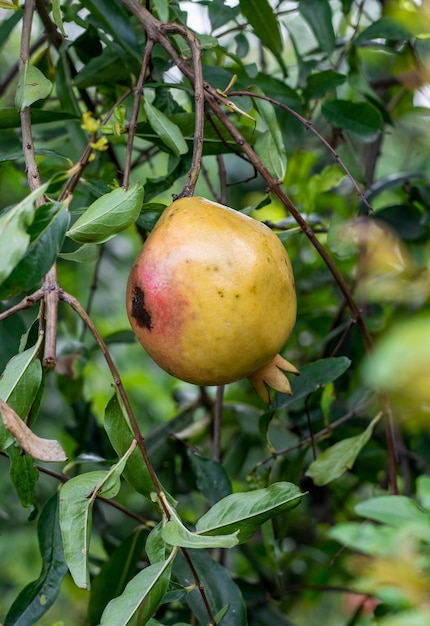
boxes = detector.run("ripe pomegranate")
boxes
[126,196,298,403]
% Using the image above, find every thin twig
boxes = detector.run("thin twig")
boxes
[58,288,168,509]
[228,89,374,214]
[123,39,154,189]
[162,23,204,198]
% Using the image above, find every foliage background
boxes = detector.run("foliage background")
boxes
[1,0,430,625]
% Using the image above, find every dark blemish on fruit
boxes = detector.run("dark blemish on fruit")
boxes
[131,285,152,330]
[218,289,224,297]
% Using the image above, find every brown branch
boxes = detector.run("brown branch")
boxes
[58,289,167,505]
[228,89,374,215]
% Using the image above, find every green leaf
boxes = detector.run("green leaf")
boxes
[0,202,69,299]
[355,495,429,527]
[0,107,78,129]
[88,527,148,626]
[299,0,335,54]
[254,131,286,181]
[271,357,351,410]
[4,494,68,626]
[9,444,39,515]
[321,100,383,141]
[99,555,174,626]
[238,0,283,56]
[59,471,108,589]
[328,522,399,556]
[51,0,66,36]
[153,0,169,22]
[15,63,52,111]
[143,100,188,157]
[0,185,48,286]
[162,515,239,550]
[416,475,430,512]
[304,70,346,99]
[306,414,381,485]
[104,394,155,499]
[59,243,101,263]
[356,17,413,43]
[0,343,43,449]
[79,0,141,61]
[67,182,144,243]
[189,453,232,506]
[173,549,247,626]
[59,451,132,589]
[195,482,304,543]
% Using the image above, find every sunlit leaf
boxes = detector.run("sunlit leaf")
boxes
[0,202,69,299]
[195,482,304,543]
[355,495,429,527]
[59,448,134,589]
[67,182,143,243]
[144,100,188,156]
[306,414,381,485]
[15,63,52,110]
[99,555,174,626]
[0,185,48,286]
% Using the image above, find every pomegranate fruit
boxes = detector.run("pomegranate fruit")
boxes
[126,196,298,403]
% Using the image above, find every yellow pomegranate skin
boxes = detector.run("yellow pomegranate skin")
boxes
[127,197,297,398]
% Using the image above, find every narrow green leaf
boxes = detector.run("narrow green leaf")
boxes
[173,549,247,626]
[195,482,304,543]
[59,470,107,589]
[51,0,66,36]
[59,451,132,589]
[238,0,282,56]
[104,394,154,498]
[255,131,286,181]
[0,107,78,129]
[356,17,413,43]
[0,342,43,449]
[355,495,429,527]
[306,415,381,485]
[0,186,47,285]
[162,515,239,549]
[321,100,383,141]
[144,100,188,156]
[153,0,169,22]
[67,182,144,243]
[88,527,148,626]
[99,555,174,626]
[9,444,39,515]
[15,63,52,110]
[0,203,69,299]
[299,0,335,54]
[271,357,351,410]
[59,243,100,263]
[4,494,68,626]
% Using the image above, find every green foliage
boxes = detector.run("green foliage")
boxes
[1,1,430,625]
